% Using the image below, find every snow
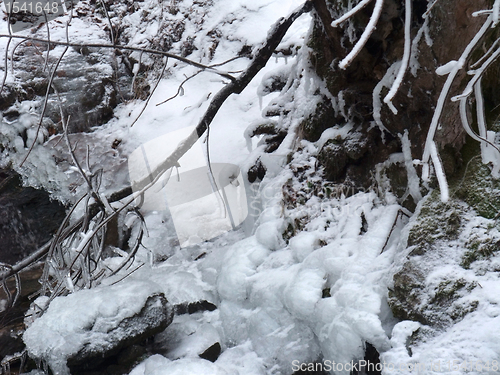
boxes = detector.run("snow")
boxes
[429,141,449,202]
[23,280,165,375]
[373,62,400,134]
[129,355,228,375]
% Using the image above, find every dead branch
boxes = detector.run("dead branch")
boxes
[0,34,236,81]
[155,70,201,107]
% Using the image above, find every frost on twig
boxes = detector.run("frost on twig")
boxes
[338,0,384,70]
[327,0,500,201]
[383,0,411,114]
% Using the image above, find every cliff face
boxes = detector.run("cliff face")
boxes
[305,0,500,184]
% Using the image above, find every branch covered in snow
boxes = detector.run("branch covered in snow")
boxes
[338,0,384,70]
[0,34,236,81]
[127,0,314,192]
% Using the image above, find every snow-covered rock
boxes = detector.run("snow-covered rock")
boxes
[385,160,500,372]
[23,280,173,375]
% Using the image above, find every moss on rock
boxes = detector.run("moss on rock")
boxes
[452,157,500,219]
[406,191,464,253]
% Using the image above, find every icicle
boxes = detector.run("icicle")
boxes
[475,80,500,177]
[400,130,422,202]
[65,273,75,293]
[331,0,373,27]
[475,78,489,164]
[457,89,499,152]
[383,0,411,114]
[373,62,399,133]
[429,142,449,202]
[452,44,500,103]
[339,0,384,69]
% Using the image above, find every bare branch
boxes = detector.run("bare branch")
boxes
[0,34,237,81]
[99,0,115,45]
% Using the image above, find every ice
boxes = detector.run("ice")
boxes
[255,218,287,250]
[216,236,270,302]
[400,130,423,203]
[373,62,400,134]
[216,343,266,375]
[130,355,228,375]
[284,267,325,321]
[289,231,320,262]
[23,280,164,375]
[155,314,221,360]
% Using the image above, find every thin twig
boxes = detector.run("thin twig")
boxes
[131,57,168,126]
[19,11,73,167]
[99,0,115,45]
[155,70,201,106]
[0,34,237,81]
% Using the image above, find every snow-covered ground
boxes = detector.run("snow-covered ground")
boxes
[2,0,500,374]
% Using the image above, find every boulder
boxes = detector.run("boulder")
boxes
[67,294,173,370]
[23,280,174,374]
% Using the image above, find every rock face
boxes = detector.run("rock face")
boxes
[3,43,118,134]
[0,168,66,265]
[389,193,479,327]
[306,0,500,186]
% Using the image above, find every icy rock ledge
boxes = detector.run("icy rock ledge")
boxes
[23,280,173,375]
